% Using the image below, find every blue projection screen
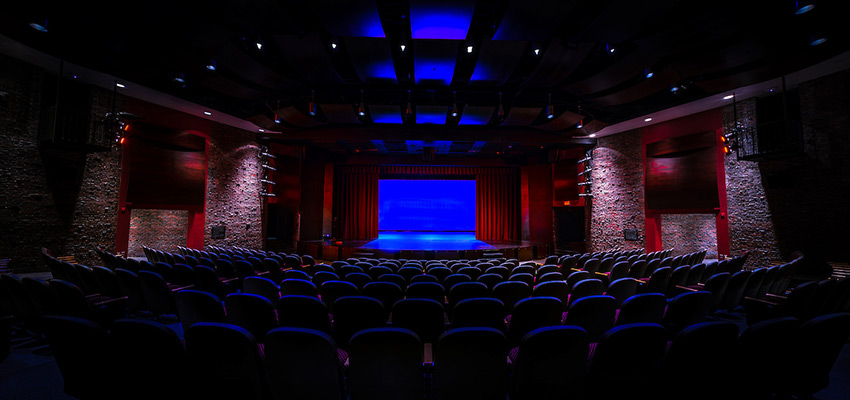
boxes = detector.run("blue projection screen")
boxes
[379,179,476,232]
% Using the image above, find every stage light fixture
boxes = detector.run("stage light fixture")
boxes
[205,59,217,71]
[645,69,654,78]
[115,82,125,88]
[450,91,458,117]
[588,133,596,138]
[308,90,317,116]
[644,117,653,122]
[723,94,735,100]
[274,100,281,123]
[358,89,366,116]
[546,93,555,119]
[400,44,406,52]
[467,45,474,53]
[204,111,212,116]
[577,120,584,129]
[404,90,413,120]
[256,41,263,50]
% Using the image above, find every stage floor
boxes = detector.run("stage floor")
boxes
[360,232,496,251]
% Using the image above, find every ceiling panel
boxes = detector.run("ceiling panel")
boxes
[414,39,460,85]
[346,37,397,84]
[468,40,528,86]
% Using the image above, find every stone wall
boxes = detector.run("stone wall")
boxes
[128,209,188,258]
[204,124,263,249]
[0,54,123,271]
[661,214,718,259]
[588,129,646,252]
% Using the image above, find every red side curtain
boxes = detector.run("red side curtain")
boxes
[476,168,519,241]
[334,166,379,240]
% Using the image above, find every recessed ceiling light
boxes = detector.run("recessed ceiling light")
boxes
[644,117,653,122]
[203,111,212,116]
[533,48,540,55]
[467,45,474,53]
[331,42,338,49]
[723,94,735,100]
[258,129,265,132]
[115,83,125,88]
[205,60,216,71]
[588,133,596,138]
[645,70,654,78]
[400,44,406,52]
[255,42,263,50]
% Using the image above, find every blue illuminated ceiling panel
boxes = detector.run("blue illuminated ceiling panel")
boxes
[409,0,475,39]
[469,40,527,86]
[415,106,448,125]
[369,105,404,124]
[414,40,458,85]
[314,0,385,37]
[458,106,495,125]
[346,37,397,84]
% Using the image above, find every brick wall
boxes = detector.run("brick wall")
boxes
[588,129,646,252]
[722,98,783,267]
[0,55,123,271]
[128,209,189,257]
[661,214,718,259]
[204,124,263,249]
[723,69,850,265]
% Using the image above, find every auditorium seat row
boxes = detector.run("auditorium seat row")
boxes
[40,312,850,400]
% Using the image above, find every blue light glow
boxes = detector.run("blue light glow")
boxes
[410,2,475,40]
[415,107,447,124]
[362,60,398,83]
[370,105,403,124]
[379,179,476,231]
[415,58,456,84]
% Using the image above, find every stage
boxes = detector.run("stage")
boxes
[297,231,552,262]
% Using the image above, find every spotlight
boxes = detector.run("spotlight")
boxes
[467,45,474,53]
[256,41,263,50]
[404,90,413,120]
[358,89,366,116]
[607,43,615,53]
[534,48,540,55]
[588,133,596,138]
[331,42,338,49]
[274,100,281,123]
[172,73,186,85]
[577,120,584,129]
[670,85,680,93]
[400,44,406,52]
[115,82,125,88]
[204,111,212,116]
[259,128,265,132]
[546,93,555,119]
[450,91,458,117]
[205,59,217,71]
[723,94,735,100]
[645,69,654,78]
[795,2,815,14]
[644,117,653,122]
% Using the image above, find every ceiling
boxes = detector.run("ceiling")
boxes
[2,0,848,158]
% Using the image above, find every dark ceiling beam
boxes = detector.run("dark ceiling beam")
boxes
[265,125,597,145]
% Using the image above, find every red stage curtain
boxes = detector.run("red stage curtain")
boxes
[334,165,519,241]
[475,168,519,241]
[334,166,379,240]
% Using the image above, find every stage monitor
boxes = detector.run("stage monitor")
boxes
[379,179,475,232]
